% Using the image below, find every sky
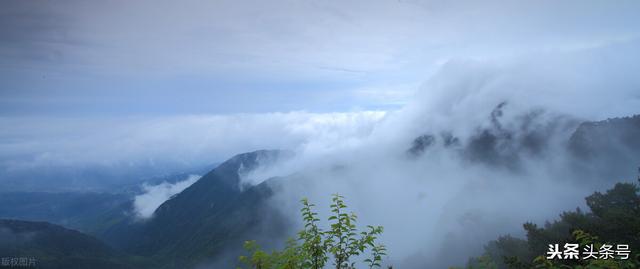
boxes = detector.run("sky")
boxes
[2,0,639,115]
[1,0,640,169]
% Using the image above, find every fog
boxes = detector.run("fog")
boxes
[241,40,640,267]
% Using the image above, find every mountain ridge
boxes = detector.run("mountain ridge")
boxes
[103,149,292,268]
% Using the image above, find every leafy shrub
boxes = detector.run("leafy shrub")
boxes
[238,194,388,269]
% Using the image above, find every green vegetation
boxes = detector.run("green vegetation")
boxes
[238,194,388,269]
[0,219,159,269]
[461,179,640,269]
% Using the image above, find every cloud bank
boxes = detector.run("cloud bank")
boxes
[0,111,385,170]
[0,111,386,191]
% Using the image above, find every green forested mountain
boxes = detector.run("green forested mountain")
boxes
[0,219,155,269]
[103,150,292,268]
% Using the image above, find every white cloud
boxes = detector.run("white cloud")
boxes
[0,111,386,171]
[133,174,201,219]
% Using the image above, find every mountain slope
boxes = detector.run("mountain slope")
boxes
[569,114,640,181]
[107,150,292,268]
[0,219,147,269]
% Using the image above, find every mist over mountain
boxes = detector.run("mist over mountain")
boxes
[3,48,640,267]
[254,111,640,268]
[90,110,639,268]
[0,112,384,193]
[569,115,640,183]
[94,150,291,268]
[2,1,640,268]
[0,111,638,268]
[3,51,640,266]
[0,161,217,193]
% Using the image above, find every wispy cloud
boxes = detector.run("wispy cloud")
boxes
[133,174,201,219]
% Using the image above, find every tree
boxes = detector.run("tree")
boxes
[464,179,640,269]
[238,194,387,269]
